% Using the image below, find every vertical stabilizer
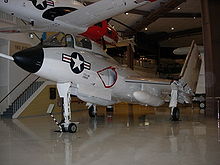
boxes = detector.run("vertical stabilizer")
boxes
[179,41,202,93]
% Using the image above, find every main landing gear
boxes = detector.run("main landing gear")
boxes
[57,82,79,133]
[87,103,97,118]
[170,107,180,121]
[87,104,114,118]
[169,81,180,121]
[106,105,114,112]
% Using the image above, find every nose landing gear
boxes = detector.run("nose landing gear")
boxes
[56,82,79,133]
[60,122,78,133]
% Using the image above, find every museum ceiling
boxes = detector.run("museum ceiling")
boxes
[85,0,203,47]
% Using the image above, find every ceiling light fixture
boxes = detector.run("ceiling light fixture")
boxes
[29,33,34,39]
[125,12,129,15]
[145,27,148,31]
[177,7,181,10]
[171,27,175,30]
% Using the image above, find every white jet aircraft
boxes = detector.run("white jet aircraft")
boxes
[0,0,201,133]
[0,32,201,133]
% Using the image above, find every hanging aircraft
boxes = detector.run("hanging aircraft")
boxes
[0,32,201,133]
[0,0,158,44]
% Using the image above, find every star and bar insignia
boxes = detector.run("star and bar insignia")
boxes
[29,0,54,10]
[62,52,91,74]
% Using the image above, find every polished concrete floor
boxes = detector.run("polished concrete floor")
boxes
[0,105,220,165]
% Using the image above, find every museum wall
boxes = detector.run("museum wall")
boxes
[0,39,9,112]
[0,34,40,114]
[19,85,87,118]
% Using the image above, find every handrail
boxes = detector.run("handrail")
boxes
[22,76,41,95]
[0,73,32,104]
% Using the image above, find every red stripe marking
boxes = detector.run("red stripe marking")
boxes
[63,57,71,61]
[84,63,90,67]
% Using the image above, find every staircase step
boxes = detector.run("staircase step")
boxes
[2,111,13,118]
[1,114,12,118]
[5,109,13,113]
[2,81,44,117]
[3,112,13,115]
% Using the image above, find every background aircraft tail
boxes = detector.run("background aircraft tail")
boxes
[179,40,202,93]
[169,41,202,107]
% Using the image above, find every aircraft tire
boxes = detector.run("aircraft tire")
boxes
[88,105,96,118]
[106,107,114,112]
[199,102,206,109]
[172,107,180,121]
[68,123,77,133]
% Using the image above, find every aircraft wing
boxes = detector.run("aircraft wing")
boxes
[0,26,32,33]
[125,76,172,85]
[0,25,47,33]
[57,0,154,29]
[125,76,171,106]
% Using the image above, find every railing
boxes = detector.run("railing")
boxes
[10,79,44,115]
[0,73,32,104]
[0,73,43,114]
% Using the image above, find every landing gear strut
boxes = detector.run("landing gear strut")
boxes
[169,81,180,121]
[57,82,79,133]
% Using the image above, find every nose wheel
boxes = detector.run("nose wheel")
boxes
[60,122,78,133]
[68,123,77,133]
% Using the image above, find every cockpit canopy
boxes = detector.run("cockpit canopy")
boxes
[42,32,92,50]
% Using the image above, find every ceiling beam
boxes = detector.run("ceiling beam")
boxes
[111,18,137,32]
[124,0,186,37]
[163,27,202,40]
[148,27,202,41]
[161,12,201,18]
[128,9,201,18]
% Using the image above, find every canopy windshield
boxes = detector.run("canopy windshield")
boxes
[42,32,92,50]
[42,32,67,47]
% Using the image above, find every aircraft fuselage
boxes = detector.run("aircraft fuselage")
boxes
[12,33,169,107]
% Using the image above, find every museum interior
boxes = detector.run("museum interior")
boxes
[0,0,220,165]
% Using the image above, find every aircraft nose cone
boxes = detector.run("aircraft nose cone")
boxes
[13,46,44,73]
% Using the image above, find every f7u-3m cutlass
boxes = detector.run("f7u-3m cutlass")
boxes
[0,32,201,133]
[0,0,201,133]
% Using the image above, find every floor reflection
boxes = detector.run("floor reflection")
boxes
[218,120,220,143]
[1,105,220,165]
